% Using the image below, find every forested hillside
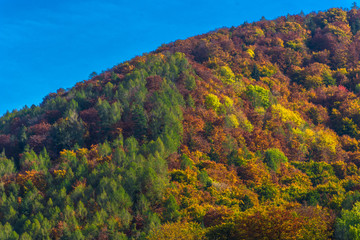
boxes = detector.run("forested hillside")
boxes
[3,6,360,239]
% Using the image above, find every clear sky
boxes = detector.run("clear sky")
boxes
[0,0,355,116]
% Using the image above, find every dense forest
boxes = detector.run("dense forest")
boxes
[4,5,360,239]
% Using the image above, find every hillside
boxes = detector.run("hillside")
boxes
[3,6,360,239]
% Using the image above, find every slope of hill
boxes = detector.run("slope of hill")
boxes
[2,6,360,239]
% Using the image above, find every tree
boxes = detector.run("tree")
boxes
[246,85,271,109]
[0,155,15,177]
[96,99,122,137]
[335,202,360,240]
[51,110,86,152]
[185,73,196,91]
[147,221,204,240]
[163,195,180,222]
[131,104,148,140]
[264,148,288,172]
[205,94,221,112]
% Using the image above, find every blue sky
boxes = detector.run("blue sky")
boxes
[0,0,355,116]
